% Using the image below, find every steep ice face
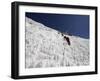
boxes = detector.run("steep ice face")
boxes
[25,17,89,68]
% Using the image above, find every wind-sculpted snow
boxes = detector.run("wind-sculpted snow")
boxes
[25,17,89,68]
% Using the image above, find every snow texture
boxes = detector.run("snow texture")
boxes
[25,17,89,68]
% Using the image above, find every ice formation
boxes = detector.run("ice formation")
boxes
[25,17,89,68]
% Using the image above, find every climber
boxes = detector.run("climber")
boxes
[64,36,71,45]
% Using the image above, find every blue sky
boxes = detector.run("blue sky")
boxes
[26,12,89,39]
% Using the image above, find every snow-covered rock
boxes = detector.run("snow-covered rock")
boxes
[25,17,89,68]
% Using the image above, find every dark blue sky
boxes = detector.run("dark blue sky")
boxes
[26,12,89,39]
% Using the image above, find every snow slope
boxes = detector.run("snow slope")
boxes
[25,17,89,68]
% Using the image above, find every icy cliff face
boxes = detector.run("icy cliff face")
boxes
[25,17,89,68]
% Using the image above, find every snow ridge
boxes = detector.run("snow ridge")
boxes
[25,17,89,68]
